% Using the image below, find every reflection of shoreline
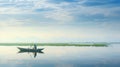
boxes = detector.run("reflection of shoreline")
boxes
[18,48,44,58]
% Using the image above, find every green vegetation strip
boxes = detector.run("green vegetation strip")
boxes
[0,43,108,47]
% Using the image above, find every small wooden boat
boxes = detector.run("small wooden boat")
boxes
[17,47,44,52]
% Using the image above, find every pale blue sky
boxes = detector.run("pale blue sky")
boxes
[0,0,120,43]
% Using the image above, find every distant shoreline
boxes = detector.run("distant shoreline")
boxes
[0,43,108,47]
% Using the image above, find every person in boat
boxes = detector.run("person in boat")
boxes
[34,44,37,50]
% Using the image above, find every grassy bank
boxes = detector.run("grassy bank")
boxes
[0,43,108,47]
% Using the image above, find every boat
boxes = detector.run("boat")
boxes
[17,44,44,58]
[17,47,44,52]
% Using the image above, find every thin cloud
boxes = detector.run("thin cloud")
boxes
[0,0,120,42]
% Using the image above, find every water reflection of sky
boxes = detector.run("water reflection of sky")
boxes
[0,45,120,67]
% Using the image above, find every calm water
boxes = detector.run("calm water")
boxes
[0,44,120,67]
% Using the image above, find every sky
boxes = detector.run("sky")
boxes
[0,0,120,43]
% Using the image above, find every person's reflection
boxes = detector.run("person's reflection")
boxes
[34,51,37,58]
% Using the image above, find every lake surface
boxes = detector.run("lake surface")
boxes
[0,44,120,67]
